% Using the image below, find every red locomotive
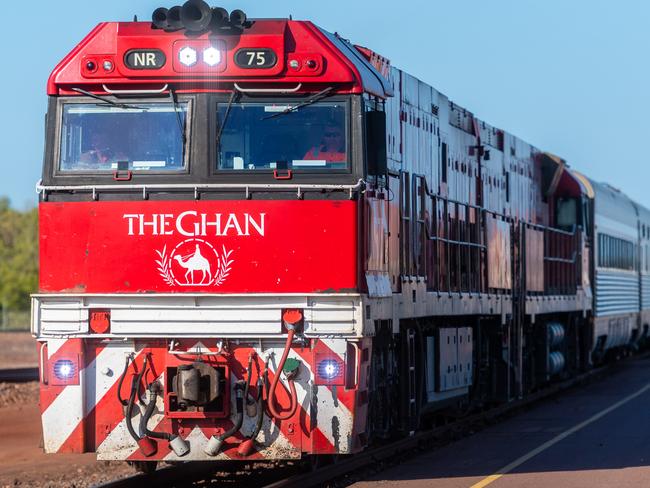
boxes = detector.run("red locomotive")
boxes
[33,0,647,467]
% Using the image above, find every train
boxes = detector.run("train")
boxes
[32,0,649,468]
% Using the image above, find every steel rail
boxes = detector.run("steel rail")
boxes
[90,354,640,488]
[91,460,294,488]
[262,361,619,488]
[0,367,39,383]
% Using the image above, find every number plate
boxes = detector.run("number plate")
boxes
[124,49,166,70]
[234,49,277,69]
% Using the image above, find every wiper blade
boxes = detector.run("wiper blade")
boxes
[169,88,186,156]
[262,86,335,120]
[71,87,149,110]
[216,90,239,151]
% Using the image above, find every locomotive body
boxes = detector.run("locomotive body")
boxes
[32,3,645,463]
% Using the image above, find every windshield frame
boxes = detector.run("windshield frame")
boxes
[52,95,193,177]
[209,93,354,177]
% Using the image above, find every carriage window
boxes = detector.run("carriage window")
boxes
[597,233,635,271]
[58,102,188,172]
[216,101,348,171]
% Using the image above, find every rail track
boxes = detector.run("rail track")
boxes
[91,460,301,488]
[0,367,38,383]
[91,355,634,488]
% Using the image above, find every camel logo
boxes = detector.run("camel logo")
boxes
[155,238,234,287]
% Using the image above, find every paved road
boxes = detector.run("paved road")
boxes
[352,356,650,488]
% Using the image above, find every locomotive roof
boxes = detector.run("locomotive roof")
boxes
[47,20,393,98]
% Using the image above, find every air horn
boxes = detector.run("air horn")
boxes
[151,1,251,33]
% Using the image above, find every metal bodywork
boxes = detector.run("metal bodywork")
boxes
[589,179,640,350]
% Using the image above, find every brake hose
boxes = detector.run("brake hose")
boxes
[116,355,131,407]
[250,375,265,439]
[267,329,298,420]
[140,383,172,441]
[237,371,266,457]
[125,355,149,443]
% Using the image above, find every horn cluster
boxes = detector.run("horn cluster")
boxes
[152,0,249,33]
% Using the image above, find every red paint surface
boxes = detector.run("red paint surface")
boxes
[39,200,357,294]
[47,21,364,95]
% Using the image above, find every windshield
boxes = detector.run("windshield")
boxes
[58,102,188,172]
[216,101,348,171]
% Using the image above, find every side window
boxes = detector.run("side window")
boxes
[440,142,448,184]
[400,171,411,276]
[597,233,635,271]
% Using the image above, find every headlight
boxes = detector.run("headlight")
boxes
[178,47,198,67]
[203,47,221,66]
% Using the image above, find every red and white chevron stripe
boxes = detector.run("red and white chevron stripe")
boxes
[39,336,370,461]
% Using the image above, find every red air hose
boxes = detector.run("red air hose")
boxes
[267,329,298,420]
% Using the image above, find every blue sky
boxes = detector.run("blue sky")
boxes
[2,0,649,208]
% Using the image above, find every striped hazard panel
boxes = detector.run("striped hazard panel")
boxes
[39,337,371,460]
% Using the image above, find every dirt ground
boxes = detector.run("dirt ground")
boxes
[0,334,137,487]
[0,332,38,369]
[0,384,135,488]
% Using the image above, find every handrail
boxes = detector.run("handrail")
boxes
[525,221,578,237]
[39,342,47,385]
[102,84,169,95]
[37,179,365,200]
[234,82,302,94]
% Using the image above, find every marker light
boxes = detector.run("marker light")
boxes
[318,359,339,379]
[315,356,344,385]
[53,359,76,380]
[203,47,221,66]
[179,47,197,67]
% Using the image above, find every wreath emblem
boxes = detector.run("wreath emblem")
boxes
[155,245,175,286]
[156,242,234,287]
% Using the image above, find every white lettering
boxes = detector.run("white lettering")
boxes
[140,214,158,235]
[246,213,265,237]
[124,212,266,237]
[176,211,199,236]
[201,213,222,236]
[160,214,174,235]
[146,52,156,66]
[222,214,243,236]
[123,214,139,236]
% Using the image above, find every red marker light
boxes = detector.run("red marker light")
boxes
[89,310,111,334]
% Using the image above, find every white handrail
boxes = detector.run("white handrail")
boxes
[37,179,364,194]
[234,82,302,94]
[102,84,169,95]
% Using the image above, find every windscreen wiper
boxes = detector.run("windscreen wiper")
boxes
[261,86,334,120]
[71,87,149,110]
[169,88,186,154]
[216,90,240,151]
